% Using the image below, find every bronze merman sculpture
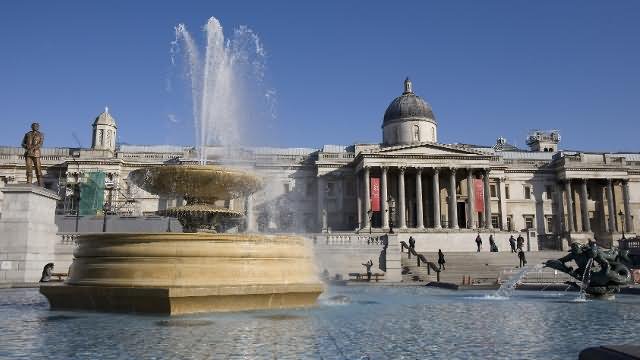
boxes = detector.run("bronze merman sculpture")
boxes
[22,122,44,186]
[544,242,633,297]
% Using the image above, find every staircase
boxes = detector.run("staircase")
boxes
[401,250,572,285]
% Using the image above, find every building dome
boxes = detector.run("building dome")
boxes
[382,78,437,146]
[93,107,117,128]
[383,81,435,125]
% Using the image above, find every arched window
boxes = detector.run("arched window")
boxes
[413,125,420,142]
[98,129,104,146]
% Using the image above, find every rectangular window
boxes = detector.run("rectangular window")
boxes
[327,182,336,198]
[506,216,513,231]
[491,214,499,229]
[345,180,355,197]
[505,184,510,199]
[524,215,535,229]
[490,184,497,198]
[545,185,552,200]
[283,183,290,193]
[546,216,554,233]
[524,186,531,200]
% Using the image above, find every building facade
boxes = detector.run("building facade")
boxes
[0,79,638,251]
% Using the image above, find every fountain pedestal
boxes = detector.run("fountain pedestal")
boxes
[40,233,323,314]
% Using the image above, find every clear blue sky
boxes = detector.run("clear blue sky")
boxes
[1,1,639,151]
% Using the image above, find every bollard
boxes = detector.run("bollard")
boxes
[437,271,440,283]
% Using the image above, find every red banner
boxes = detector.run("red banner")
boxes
[474,179,485,212]
[370,177,380,212]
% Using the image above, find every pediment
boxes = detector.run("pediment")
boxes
[369,142,491,157]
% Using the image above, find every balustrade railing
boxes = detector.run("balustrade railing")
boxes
[311,233,387,247]
[57,232,79,245]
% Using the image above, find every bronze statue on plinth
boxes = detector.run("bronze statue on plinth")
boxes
[22,122,44,186]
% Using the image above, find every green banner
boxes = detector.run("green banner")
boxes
[79,171,105,215]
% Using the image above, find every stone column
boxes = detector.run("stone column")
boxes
[579,179,591,232]
[398,167,406,229]
[432,168,441,229]
[607,179,616,233]
[466,169,475,229]
[381,167,389,229]
[623,180,633,232]
[555,183,565,233]
[483,169,492,229]
[448,168,458,229]
[565,180,575,232]
[415,168,424,229]
[364,167,371,229]
[356,174,362,230]
[317,176,326,231]
[498,177,508,230]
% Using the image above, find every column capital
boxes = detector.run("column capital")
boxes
[449,167,457,173]
[416,167,423,174]
[499,176,507,182]
[399,166,406,174]
[381,166,388,172]
[433,168,440,175]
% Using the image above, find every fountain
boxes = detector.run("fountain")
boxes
[39,164,323,314]
[544,242,633,298]
[39,18,323,315]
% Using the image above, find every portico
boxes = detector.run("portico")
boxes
[353,142,500,233]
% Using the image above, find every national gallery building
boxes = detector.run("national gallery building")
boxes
[0,79,638,251]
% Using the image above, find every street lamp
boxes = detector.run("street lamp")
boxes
[619,209,626,239]
[102,181,115,233]
[388,197,396,234]
[71,150,81,232]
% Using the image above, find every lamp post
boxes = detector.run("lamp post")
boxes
[619,209,626,239]
[388,197,396,234]
[71,150,81,232]
[367,210,373,234]
[102,181,115,233]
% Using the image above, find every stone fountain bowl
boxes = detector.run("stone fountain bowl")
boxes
[40,233,324,315]
[128,165,262,202]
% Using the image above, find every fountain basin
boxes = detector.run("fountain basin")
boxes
[40,233,323,315]
[128,165,261,202]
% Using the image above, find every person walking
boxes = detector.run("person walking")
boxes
[437,249,446,271]
[518,249,527,268]
[489,234,498,252]
[516,234,525,250]
[408,236,415,250]
[475,233,482,252]
[509,235,516,253]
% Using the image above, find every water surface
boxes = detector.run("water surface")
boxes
[1,286,638,359]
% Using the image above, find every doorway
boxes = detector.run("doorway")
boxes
[457,202,467,228]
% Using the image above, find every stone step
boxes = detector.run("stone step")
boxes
[400,250,571,284]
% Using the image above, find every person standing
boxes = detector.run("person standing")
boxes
[408,236,415,251]
[362,259,373,281]
[22,122,44,186]
[517,234,525,250]
[518,249,527,268]
[489,234,498,252]
[475,233,482,252]
[437,249,446,271]
[509,235,517,253]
